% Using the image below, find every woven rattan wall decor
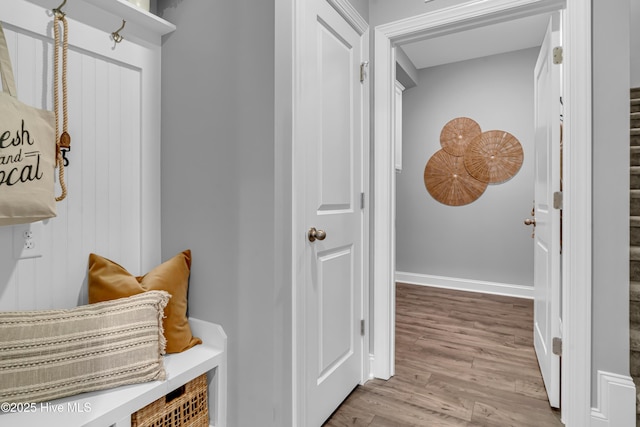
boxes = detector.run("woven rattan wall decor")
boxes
[464,130,524,183]
[440,117,482,157]
[424,118,523,206]
[424,149,488,206]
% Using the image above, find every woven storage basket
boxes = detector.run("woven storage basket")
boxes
[131,373,209,427]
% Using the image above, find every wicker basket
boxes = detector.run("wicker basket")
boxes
[131,374,209,427]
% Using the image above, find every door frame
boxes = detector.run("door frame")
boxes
[372,0,591,425]
[289,0,370,425]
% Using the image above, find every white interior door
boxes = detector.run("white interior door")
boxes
[532,14,561,409]
[301,0,365,425]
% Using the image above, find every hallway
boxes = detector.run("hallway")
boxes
[323,283,562,426]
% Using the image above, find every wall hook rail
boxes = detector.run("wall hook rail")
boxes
[53,0,67,17]
[111,20,126,43]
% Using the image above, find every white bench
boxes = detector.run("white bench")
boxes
[0,319,227,427]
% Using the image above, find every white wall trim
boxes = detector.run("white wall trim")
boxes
[326,0,368,35]
[373,26,396,380]
[368,354,375,380]
[562,1,592,425]
[373,0,592,425]
[590,371,636,427]
[360,28,372,387]
[376,0,565,44]
[396,272,534,299]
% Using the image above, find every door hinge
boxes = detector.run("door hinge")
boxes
[360,192,365,209]
[553,46,563,64]
[360,319,365,336]
[360,61,369,83]
[553,191,563,210]
[552,337,562,356]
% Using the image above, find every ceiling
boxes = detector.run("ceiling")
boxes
[399,13,553,70]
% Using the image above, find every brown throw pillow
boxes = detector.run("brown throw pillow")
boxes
[88,250,201,353]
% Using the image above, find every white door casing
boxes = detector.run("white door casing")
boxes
[295,0,366,425]
[532,14,561,409]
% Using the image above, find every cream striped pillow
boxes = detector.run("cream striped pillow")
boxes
[0,290,170,403]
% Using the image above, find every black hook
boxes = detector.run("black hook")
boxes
[112,20,126,43]
[53,0,67,17]
[61,148,70,167]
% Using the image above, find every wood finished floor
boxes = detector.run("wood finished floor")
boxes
[323,283,563,427]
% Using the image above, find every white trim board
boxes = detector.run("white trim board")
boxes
[590,371,636,427]
[395,272,534,299]
[326,0,368,35]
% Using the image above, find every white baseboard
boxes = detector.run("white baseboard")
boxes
[395,271,534,299]
[368,353,375,380]
[590,370,636,427]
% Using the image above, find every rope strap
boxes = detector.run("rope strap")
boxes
[53,11,69,202]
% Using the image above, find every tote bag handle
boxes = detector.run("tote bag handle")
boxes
[0,23,17,97]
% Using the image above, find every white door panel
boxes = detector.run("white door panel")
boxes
[316,245,354,380]
[317,21,353,211]
[302,0,364,425]
[533,14,561,409]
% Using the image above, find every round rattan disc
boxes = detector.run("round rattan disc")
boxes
[439,117,482,157]
[424,149,488,206]
[464,130,524,184]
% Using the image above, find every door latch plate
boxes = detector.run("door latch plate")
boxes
[552,337,562,356]
[553,191,563,210]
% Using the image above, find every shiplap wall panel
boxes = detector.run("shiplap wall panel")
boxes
[122,65,142,268]
[0,4,153,312]
[94,58,110,261]
[65,48,85,307]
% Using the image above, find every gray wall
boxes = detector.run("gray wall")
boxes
[395,46,418,89]
[632,0,640,88]
[158,1,277,426]
[397,48,537,287]
[592,0,631,400]
[348,0,369,21]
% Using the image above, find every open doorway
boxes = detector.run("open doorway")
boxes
[393,1,558,402]
[371,1,593,425]
[394,41,543,299]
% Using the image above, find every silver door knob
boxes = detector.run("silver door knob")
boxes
[308,227,327,242]
[524,218,536,226]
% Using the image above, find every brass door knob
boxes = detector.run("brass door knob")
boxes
[308,227,327,242]
[524,218,536,226]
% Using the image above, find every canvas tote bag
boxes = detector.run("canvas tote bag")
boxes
[0,23,57,225]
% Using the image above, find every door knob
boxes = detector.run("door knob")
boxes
[524,218,536,238]
[308,227,327,242]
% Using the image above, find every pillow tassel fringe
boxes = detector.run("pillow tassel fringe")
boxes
[156,291,170,356]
